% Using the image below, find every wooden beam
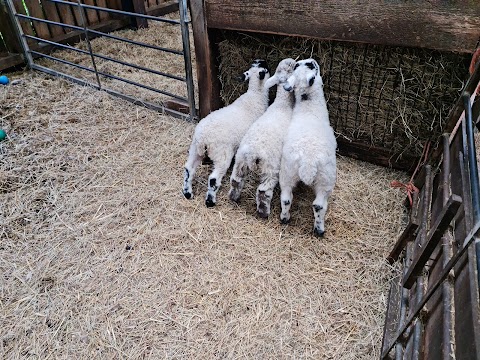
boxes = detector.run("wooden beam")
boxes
[146,0,179,17]
[190,0,222,119]
[204,0,480,53]
[0,53,24,71]
[121,0,148,29]
[0,0,23,54]
[336,138,418,172]
[403,194,463,289]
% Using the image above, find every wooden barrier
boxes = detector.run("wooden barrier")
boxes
[0,0,179,71]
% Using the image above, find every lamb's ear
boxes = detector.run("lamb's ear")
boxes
[237,71,250,82]
[264,74,278,89]
[258,69,269,80]
[283,75,295,92]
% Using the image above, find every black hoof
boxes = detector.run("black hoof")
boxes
[205,197,216,208]
[183,191,192,199]
[314,228,325,238]
[257,210,269,219]
[229,193,240,203]
[280,217,290,225]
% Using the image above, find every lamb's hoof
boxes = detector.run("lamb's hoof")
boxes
[314,228,325,238]
[205,196,216,208]
[257,204,269,219]
[280,217,290,225]
[257,210,269,219]
[183,191,192,200]
[228,192,240,204]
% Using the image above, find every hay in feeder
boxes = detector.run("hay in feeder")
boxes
[218,31,471,159]
[1,18,411,359]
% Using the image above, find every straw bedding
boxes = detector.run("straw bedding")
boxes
[1,14,410,360]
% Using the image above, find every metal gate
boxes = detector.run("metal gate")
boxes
[4,0,196,121]
[381,64,480,359]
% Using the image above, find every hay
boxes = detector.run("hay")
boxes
[1,20,409,359]
[218,31,470,159]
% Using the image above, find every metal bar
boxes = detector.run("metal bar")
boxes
[15,14,183,56]
[49,0,181,24]
[464,93,480,223]
[29,50,187,101]
[411,166,431,360]
[381,220,480,358]
[4,0,34,67]
[441,134,454,360]
[23,34,186,82]
[463,92,480,300]
[76,0,101,89]
[178,0,196,121]
[30,64,191,121]
[395,241,411,360]
[403,194,463,288]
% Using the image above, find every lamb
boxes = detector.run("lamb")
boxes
[182,59,270,207]
[279,59,337,237]
[228,58,296,218]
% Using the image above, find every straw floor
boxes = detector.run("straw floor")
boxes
[1,14,409,360]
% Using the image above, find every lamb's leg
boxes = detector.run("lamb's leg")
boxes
[256,174,278,219]
[229,156,248,203]
[183,144,202,199]
[279,184,293,224]
[312,189,331,238]
[205,159,231,208]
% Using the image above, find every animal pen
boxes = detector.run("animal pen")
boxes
[1,0,480,359]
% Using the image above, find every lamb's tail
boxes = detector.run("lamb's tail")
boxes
[298,158,318,186]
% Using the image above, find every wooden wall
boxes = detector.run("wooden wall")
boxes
[0,0,179,71]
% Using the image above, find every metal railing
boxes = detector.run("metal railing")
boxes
[5,0,196,121]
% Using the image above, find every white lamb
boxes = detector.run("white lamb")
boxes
[228,58,296,218]
[279,59,337,237]
[183,59,270,207]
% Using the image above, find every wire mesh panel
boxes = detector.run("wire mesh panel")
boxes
[217,31,470,161]
[5,0,196,121]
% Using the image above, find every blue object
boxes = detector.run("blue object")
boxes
[0,75,9,85]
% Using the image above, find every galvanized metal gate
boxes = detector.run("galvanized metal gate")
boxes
[4,0,196,121]
[381,66,480,359]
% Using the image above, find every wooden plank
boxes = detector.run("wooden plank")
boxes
[83,0,100,25]
[12,0,36,39]
[0,53,24,71]
[146,0,178,17]
[95,0,110,21]
[0,0,23,53]
[190,0,222,119]
[55,1,78,31]
[42,0,66,37]
[387,221,419,264]
[336,138,418,172]
[203,0,480,53]
[381,275,402,358]
[403,195,463,289]
[23,0,52,39]
[121,0,148,29]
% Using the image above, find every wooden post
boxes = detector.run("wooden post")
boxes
[121,0,148,29]
[189,0,222,119]
[0,0,23,54]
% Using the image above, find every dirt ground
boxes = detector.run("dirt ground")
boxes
[1,12,409,360]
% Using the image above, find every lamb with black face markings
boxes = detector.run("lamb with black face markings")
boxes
[279,58,337,237]
[228,58,296,219]
[183,60,270,207]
